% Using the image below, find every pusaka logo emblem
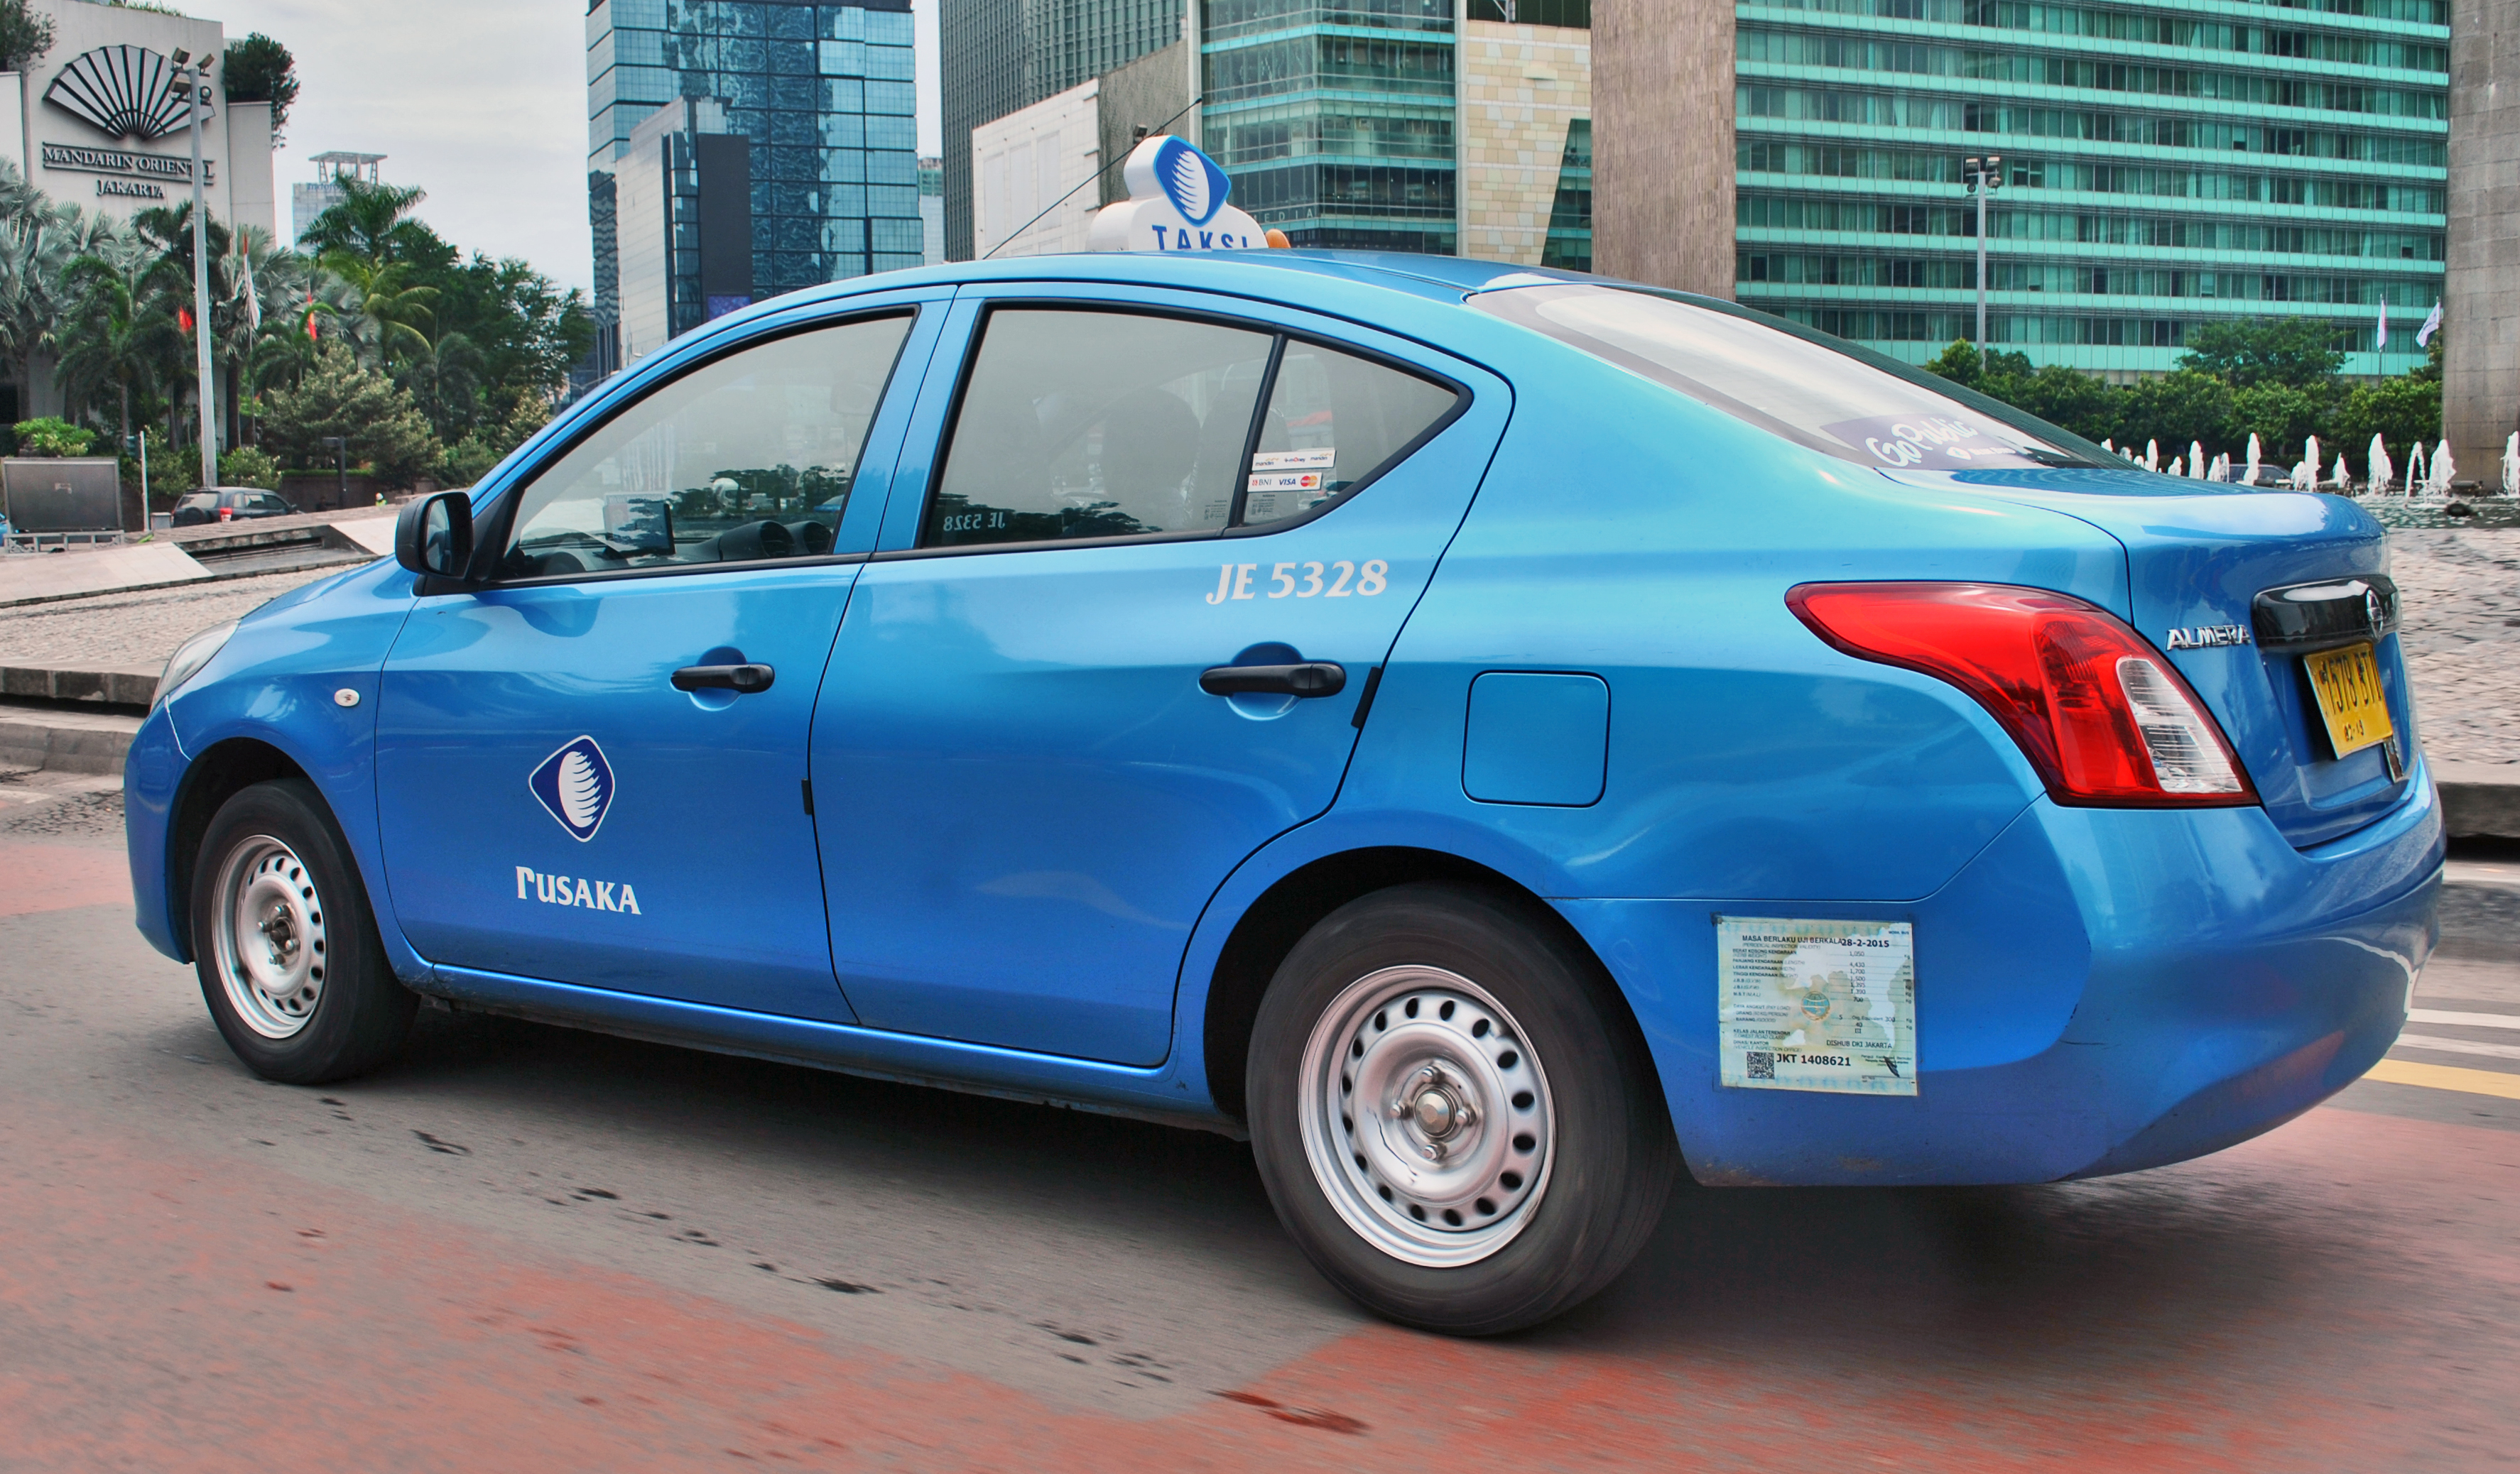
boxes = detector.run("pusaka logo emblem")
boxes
[1153,136,1229,226]
[528,736,615,842]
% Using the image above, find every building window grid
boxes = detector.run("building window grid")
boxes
[1737,0,2445,370]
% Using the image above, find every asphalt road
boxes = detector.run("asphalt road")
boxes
[4,775,2518,1471]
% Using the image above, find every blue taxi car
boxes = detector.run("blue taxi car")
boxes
[126,251,2441,1334]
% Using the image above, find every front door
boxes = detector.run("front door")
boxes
[812,289,1509,1064]
[376,305,931,1019]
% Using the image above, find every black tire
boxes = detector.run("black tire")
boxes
[1246,881,1678,1336]
[190,778,416,1083]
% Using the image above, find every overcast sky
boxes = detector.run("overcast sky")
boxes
[198,0,947,297]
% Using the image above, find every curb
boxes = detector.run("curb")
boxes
[2435,763,2520,843]
[0,700,142,777]
[0,662,159,708]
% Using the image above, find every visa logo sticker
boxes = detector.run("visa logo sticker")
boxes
[529,736,614,842]
[1248,471,1325,493]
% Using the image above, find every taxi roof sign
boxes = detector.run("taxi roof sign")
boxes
[1089,134,1278,254]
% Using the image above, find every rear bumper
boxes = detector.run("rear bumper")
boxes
[1565,760,2442,1186]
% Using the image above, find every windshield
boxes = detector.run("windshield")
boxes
[1470,283,2109,472]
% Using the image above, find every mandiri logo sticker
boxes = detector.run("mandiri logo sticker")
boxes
[528,736,616,842]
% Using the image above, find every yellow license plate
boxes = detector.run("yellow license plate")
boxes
[2303,642,2394,759]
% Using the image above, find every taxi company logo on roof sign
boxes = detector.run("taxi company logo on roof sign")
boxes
[529,736,617,842]
[1089,136,1270,254]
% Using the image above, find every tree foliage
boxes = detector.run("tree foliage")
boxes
[0,0,53,72]
[221,33,298,139]
[257,343,440,484]
[1924,321,2439,472]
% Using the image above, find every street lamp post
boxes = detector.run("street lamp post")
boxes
[1962,154,2004,356]
[170,48,217,491]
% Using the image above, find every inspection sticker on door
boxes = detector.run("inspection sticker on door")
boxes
[1717,917,1916,1096]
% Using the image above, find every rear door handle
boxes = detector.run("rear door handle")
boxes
[1199,662,1346,698]
[671,663,776,694]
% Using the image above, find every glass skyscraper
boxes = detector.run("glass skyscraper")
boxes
[1732,0,2449,373]
[587,0,923,347]
[940,0,1185,261]
[1197,0,1462,253]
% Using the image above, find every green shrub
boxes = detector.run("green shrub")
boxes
[14,416,97,457]
[219,446,281,489]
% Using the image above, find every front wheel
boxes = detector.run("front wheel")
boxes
[191,778,417,1084]
[1247,883,1678,1336]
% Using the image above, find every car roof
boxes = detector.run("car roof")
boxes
[759,249,1598,315]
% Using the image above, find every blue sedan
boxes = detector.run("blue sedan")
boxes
[125,252,2441,1334]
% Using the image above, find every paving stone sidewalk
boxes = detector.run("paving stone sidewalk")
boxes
[0,530,2511,768]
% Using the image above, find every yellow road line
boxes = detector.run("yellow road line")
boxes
[2362,1058,2520,1101]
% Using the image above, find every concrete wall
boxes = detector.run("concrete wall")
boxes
[1591,0,1734,297]
[1457,20,1590,268]
[1097,41,1188,207]
[2446,0,2520,487]
[972,79,1102,258]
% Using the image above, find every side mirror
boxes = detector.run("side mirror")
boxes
[395,491,474,579]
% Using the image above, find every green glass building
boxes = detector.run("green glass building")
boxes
[1732,0,2450,374]
[1197,0,1463,253]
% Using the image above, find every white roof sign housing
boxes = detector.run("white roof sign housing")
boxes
[1089,135,1276,253]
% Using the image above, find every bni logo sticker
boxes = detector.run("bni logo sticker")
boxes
[528,736,615,842]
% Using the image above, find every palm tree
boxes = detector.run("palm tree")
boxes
[54,239,181,459]
[0,162,114,418]
[297,175,430,263]
[314,251,436,368]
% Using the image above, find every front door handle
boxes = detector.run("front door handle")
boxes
[1200,662,1346,698]
[672,662,776,694]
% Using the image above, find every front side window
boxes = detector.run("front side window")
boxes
[924,307,1464,549]
[499,312,912,579]
[1470,283,2106,472]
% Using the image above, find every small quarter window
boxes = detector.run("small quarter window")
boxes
[1241,343,1460,528]
[499,313,911,579]
[925,309,1273,547]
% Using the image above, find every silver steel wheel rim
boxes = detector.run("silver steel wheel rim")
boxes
[1297,965,1556,1269]
[211,834,329,1039]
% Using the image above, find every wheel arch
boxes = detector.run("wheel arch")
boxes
[1199,845,1663,1125]
[165,737,310,961]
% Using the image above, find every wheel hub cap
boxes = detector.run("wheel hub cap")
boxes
[1298,966,1556,1268]
[212,836,330,1040]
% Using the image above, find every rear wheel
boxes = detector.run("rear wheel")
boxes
[191,778,416,1083]
[1247,882,1678,1335]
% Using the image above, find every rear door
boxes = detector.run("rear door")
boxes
[809,285,1511,1064]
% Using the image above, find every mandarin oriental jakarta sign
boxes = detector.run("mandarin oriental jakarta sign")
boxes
[1089,136,1273,253]
[44,45,207,142]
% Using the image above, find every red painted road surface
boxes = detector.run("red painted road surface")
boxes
[4,836,2516,1471]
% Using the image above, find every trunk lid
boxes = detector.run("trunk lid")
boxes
[1883,467,2411,848]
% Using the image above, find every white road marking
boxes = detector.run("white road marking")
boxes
[2392,1034,2520,1063]
[2407,1008,2520,1031]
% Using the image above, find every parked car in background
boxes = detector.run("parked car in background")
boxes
[170,488,297,526]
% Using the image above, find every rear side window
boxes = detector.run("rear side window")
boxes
[499,312,912,579]
[1471,283,2104,472]
[924,307,1462,550]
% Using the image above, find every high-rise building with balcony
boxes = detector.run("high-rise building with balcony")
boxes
[940,0,1185,261]
[1728,0,2449,374]
[586,0,923,366]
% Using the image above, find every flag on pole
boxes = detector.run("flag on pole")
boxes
[2377,299,2389,351]
[239,252,261,334]
[2417,300,2444,348]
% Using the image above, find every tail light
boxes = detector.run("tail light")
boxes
[1786,582,2256,808]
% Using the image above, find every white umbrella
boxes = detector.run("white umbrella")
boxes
[2245,432,2263,483]
[2190,441,2207,479]
[2145,439,2160,473]
[2434,440,2455,493]
[2369,435,2391,495]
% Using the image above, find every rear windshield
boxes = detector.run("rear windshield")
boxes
[1470,283,2108,472]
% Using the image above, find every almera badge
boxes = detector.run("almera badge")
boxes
[529,736,616,842]
[1089,135,1270,253]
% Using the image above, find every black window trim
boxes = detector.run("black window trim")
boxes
[886,297,1473,562]
[421,305,923,596]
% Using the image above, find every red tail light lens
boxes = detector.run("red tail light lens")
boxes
[1786,582,2256,808]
